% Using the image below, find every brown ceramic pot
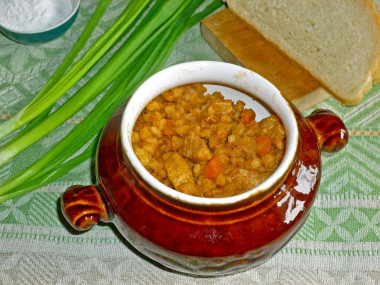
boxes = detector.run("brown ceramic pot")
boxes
[61,62,348,275]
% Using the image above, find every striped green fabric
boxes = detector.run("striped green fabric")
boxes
[0,0,379,284]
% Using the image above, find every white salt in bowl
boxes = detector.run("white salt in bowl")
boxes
[0,0,80,44]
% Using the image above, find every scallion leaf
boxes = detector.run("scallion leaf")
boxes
[0,0,152,139]
[0,0,224,202]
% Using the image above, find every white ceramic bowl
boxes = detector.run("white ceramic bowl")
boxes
[121,61,299,206]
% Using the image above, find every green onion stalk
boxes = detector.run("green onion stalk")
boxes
[0,0,152,140]
[0,0,200,166]
[0,0,223,202]
[10,0,113,140]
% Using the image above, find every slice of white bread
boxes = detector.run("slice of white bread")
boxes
[225,0,380,105]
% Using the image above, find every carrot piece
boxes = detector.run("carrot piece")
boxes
[203,156,223,180]
[239,109,255,125]
[256,135,271,156]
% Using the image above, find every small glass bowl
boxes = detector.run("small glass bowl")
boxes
[0,0,80,44]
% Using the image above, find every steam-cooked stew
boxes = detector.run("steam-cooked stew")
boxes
[131,84,286,198]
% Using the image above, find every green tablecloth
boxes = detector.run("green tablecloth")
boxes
[0,1,379,284]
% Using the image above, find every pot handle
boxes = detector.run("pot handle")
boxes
[306,109,349,152]
[61,185,109,231]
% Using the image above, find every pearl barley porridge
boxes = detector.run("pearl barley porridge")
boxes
[131,83,286,198]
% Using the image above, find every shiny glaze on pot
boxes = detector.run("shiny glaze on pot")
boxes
[62,102,348,275]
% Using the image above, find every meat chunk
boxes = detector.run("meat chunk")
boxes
[163,152,194,189]
[182,132,212,163]
[203,101,234,123]
[207,101,233,115]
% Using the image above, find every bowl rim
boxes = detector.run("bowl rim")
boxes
[120,61,299,206]
[0,0,80,34]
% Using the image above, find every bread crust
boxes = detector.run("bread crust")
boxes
[367,0,380,86]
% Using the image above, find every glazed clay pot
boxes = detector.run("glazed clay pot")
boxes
[61,61,348,276]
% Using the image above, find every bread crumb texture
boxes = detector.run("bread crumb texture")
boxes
[226,0,380,105]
